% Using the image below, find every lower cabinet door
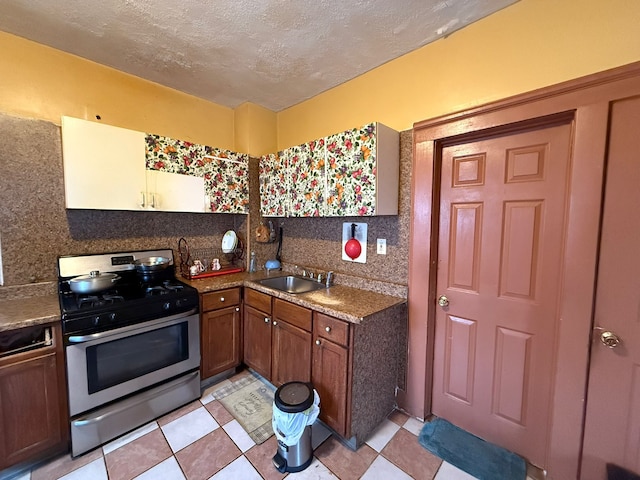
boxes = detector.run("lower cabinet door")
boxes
[201,306,241,379]
[272,320,311,387]
[312,336,349,437]
[0,352,65,470]
[243,305,272,379]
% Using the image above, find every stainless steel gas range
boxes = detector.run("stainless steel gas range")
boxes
[57,249,201,457]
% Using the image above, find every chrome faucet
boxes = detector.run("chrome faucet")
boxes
[325,271,334,287]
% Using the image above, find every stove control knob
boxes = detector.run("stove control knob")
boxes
[176,299,183,307]
[109,313,116,321]
[93,316,100,326]
[163,302,171,311]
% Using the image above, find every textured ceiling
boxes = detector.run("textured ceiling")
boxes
[0,0,518,111]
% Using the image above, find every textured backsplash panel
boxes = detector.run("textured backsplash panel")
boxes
[0,112,411,293]
[0,113,244,287]
[246,130,412,291]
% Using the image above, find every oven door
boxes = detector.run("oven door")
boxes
[65,309,200,416]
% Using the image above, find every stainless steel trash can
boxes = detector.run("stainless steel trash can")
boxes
[272,382,314,473]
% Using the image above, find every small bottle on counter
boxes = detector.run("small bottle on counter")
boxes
[249,251,257,273]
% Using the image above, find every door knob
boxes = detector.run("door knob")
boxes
[599,330,621,349]
[438,295,449,307]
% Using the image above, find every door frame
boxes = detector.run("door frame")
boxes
[404,61,640,479]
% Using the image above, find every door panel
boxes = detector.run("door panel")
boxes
[581,96,640,479]
[432,123,572,468]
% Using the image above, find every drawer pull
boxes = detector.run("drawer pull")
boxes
[264,317,270,323]
[315,339,321,346]
[220,297,225,302]
[325,326,331,333]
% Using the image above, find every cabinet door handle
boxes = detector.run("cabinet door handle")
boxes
[140,192,146,208]
[315,339,321,346]
[235,307,240,312]
[220,297,225,302]
[149,192,156,209]
[273,321,278,326]
[325,326,331,333]
[264,317,270,323]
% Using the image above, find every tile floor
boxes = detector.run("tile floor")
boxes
[11,370,538,480]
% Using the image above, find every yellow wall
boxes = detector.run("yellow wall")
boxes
[3,0,640,153]
[277,0,640,148]
[0,31,235,150]
[234,102,278,156]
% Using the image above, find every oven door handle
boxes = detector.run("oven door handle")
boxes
[71,370,200,426]
[67,308,198,344]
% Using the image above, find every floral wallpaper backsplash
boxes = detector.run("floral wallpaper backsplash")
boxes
[145,134,249,213]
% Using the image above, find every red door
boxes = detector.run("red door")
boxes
[581,96,640,479]
[432,122,572,468]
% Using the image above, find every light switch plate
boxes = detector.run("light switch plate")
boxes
[377,238,387,255]
[342,222,367,263]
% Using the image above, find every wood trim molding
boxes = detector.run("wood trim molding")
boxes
[406,60,640,479]
[413,61,640,132]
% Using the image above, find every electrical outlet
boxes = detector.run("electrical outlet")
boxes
[377,238,387,255]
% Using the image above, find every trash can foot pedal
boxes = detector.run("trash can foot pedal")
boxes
[272,452,287,473]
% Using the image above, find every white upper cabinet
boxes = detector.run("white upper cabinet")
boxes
[144,134,249,214]
[61,117,248,213]
[145,170,206,213]
[61,116,147,211]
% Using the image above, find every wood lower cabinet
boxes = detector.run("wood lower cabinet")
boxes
[271,298,312,386]
[200,288,242,379]
[0,323,68,471]
[312,313,350,437]
[243,289,272,379]
[241,287,406,448]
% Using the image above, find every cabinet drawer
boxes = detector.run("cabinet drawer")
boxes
[245,288,272,313]
[202,288,241,311]
[274,299,312,331]
[314,313,349,347]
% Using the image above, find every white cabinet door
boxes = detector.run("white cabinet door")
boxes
[146,170,206,213]
[61,116,146,210]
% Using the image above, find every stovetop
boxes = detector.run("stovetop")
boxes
[58,249,199,336]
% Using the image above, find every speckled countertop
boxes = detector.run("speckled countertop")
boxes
[0,272,406,332]
[0,294,61,332]
[181,271,406,324]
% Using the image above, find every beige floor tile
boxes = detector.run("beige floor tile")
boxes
[157,400,203,427]
[104,429,172,480]
[244,436,287,480]
[31,449,103,480]
[175,428,241,480]
[314,436,377,480]
[380,428,442,479]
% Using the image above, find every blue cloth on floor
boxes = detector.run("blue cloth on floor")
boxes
[418,417,526,480]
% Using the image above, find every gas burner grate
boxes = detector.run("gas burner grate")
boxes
[77,293,125,309]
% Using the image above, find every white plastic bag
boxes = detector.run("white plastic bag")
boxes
[272,389,320,446]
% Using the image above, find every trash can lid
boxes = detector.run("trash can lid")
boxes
[274,381,314,413]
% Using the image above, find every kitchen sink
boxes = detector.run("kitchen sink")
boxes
[257,275,327,294]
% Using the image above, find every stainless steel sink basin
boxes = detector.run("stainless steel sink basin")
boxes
[257,275,327,294]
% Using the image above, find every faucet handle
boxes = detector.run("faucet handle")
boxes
[326,271,334,287]
[317,273,324,283]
